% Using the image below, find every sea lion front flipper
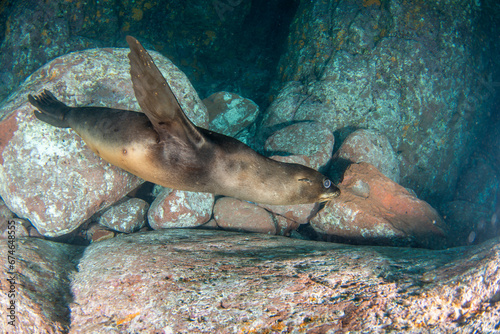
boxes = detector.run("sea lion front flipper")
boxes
[126,36,205,148]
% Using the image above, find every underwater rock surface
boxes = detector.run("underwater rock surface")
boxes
[0,197,14,221]
[204,91,259,138]
[148,188,214,230]
[213,194,319,237]
[213,197,277,235]
[262,0,492,207]
[0,0,106,102]
[312,163,446,248]
[0,47,208,237]
[0,0,296,107]
[264,121,335,171]
[334,129,400,183]
[1,230,498,333]
[0,237,83,333]
[98,197,149,234]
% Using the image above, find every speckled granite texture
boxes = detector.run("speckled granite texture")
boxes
[0,230,498,333]
[0,47,208,237]
[262,0,494,207]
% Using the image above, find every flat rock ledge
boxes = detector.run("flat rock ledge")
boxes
[0,230,499,333]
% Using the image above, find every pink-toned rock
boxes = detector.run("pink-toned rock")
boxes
[259,201,318,237]
[0,237,81,333]
[67,230,499,333]
[311,162,445,248]
[0,197,14,220]
[85,223,116,243]
[265,122,334,170]
[334,129,400,182]
[274,214,300,236]
[98,197,149,233]
[148,188,214,229]
[1,230,499,332]
[0,47,208,237]
[259,201,318,226]
[203,91,259,137]
[213,197,276,234]
[0,218,30,239]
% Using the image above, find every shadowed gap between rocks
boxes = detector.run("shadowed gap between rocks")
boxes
[14,237,85,330]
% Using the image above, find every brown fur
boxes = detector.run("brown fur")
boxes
[28,37,340,205]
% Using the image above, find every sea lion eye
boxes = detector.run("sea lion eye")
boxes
[323,179,332,188]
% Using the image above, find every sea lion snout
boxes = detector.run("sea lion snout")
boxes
[289,167,341,204]
[319,179,341,202]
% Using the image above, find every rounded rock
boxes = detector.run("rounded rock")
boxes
[99,197,149,233]
[265,122,334,171]
[213,197,276,234]
[148,188,214,229]
[335,129,400,182]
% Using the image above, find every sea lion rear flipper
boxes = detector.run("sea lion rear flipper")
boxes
[28,90,71,128]
[126,36,205,148]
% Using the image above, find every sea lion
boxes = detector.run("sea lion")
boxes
[28,36,340,205]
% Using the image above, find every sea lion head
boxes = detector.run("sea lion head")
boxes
[287,164,341,204]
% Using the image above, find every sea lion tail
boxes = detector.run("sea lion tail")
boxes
[28,90,71,128]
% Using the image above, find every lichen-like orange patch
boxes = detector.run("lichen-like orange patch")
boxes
[0,111,19,165]
[116,312,140,325]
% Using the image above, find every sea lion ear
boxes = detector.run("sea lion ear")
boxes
[298,178,313,184]
[126,36,205,148]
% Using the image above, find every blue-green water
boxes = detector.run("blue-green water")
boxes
[0,0,498,248]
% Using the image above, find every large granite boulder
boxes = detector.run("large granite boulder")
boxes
[204,91,259,138]
[1,230,498,332]
[312,163,446,248]
[333,128,400,182]
[98,197,149,233]
[261,0,493,207]
[0,47,208,237]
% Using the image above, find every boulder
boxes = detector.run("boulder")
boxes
[0,47,208,237]
[1,230,499,333]
[311,162,446,248]
[98,198,149,233]
[85,223,116,243]
[262,0,492,207]
[334,129,400,182]
[0,237,83,333]
[204,91,259,137]
[213,197,276,234]
[269,154,312,169]
[67,230,499,333]
[265,122,334,171]
[148,188,214,229]
[0,197,15,220]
